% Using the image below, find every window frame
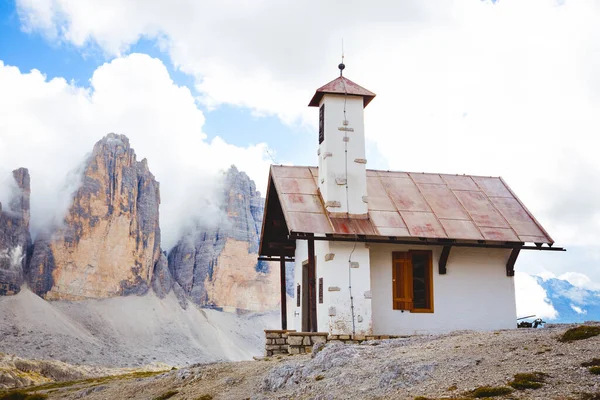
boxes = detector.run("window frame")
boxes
[392,250,434,313]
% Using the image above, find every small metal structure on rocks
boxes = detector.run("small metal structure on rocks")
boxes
[517,315,546,328]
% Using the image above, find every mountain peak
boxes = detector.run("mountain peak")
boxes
[28,134,161,300]
[0,168,32,295]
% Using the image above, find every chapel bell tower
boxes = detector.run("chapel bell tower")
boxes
[308,64,376,217]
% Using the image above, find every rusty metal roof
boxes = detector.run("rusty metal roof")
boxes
[308,76,376,107]
[266,165,553,245]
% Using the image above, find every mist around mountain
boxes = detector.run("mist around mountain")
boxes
[0,133,282,368]
[0,133,281,315]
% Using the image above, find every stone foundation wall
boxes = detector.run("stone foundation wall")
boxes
[264,330,295,356]
[287,332,328,354]
[328,334,399,344]
[264,330,401,356]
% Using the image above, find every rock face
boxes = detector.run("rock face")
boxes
[1,135,281,308]
[28,134,161,300]
[151,253,172,299]
[151,252,187,309]
[167,166,280,311]
[0,168,31,295]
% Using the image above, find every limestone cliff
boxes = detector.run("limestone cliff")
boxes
[28,134,161,300]
[151,252,188,309]
[0,168,31,295]
[167,166,280,312]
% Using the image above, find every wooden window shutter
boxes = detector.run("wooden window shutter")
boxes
[392,253,413,311]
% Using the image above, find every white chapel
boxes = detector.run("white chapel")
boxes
[259,64,561,335]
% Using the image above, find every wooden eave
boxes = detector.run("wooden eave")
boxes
[289,232,564,277]
[259,167,296,258]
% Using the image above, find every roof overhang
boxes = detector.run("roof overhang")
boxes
[258,167,296,258]
[288,232,564,277]
[288,232,565,251]
[308,76,376,108]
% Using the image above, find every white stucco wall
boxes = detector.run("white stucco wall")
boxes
[289,240,373,334]
[319,242,372,335]
[369,244,516,334]
[289,240,307,331]
[317,94,368,215]
[289,239,331,332]
[285,288,295,331]
[315,241,331,332]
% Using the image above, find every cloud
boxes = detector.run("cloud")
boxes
[0,173,19,215]
[514,271,558,320]
[558,272,600,291]
[570,304,586,315]
[14,0,600,248]
[536,270,556,281]
[0,54,272,249]
[11,0,600,291]
[546,271,599,305]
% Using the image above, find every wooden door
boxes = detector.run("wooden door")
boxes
[302,263,310,331]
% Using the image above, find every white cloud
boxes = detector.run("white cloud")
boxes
[558,287,588,305]
[570,304,586,315]
[536,270,556,281]
[0,54,272,250]
[11,0,600,291]
[17,0,59,38]
[14,0,600,249]
[545,271,599,305]
[558,272,600,291]
[514,271,558,320]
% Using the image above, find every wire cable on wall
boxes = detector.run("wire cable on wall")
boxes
[339,54,358,336]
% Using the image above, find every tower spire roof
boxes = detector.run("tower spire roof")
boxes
[308,75,376,108]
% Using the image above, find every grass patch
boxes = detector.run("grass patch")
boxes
[153,390,178,400]
[469,386,513,398]
[579,394,600,400]
[193,395,213,400]
[589,366,600,375]
[582,359,600,367]
[508,372,548,390]
[559,326,600,342]
[26,370,166,391]
[0,392,48,400]
[0,369,169,400]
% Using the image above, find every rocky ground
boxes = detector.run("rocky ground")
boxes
[0,353,170,389]
[1,323,599,399]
